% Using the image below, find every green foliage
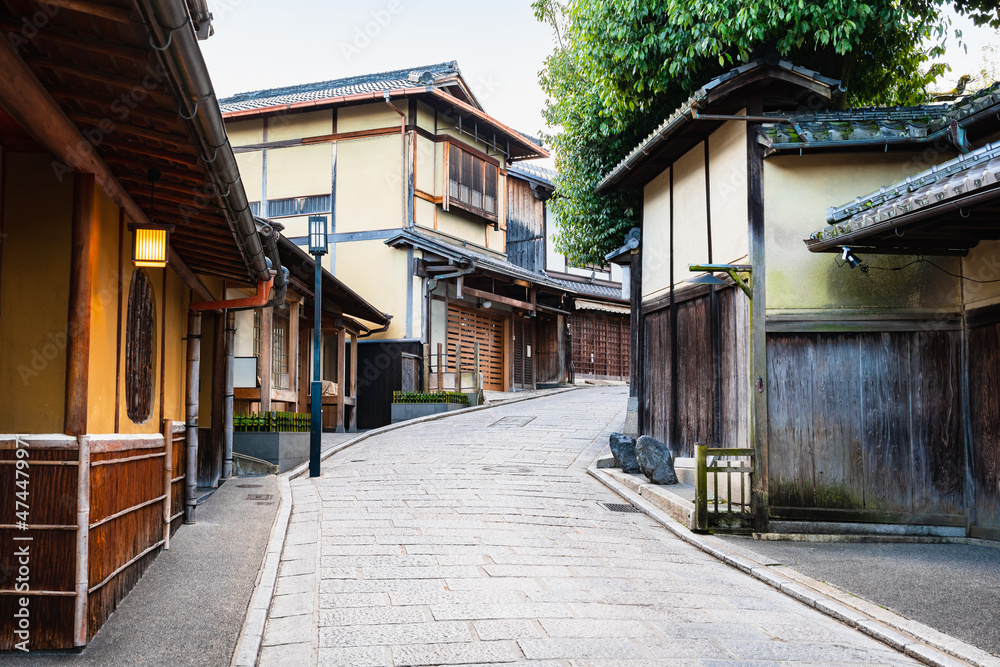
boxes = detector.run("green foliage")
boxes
[234,411,311,432]
[534,0,994,265]
[392,391,470,405]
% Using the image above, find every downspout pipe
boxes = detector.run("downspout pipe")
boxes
[134,0,271,284]
[260,224,288,307]
[358,314,394,338]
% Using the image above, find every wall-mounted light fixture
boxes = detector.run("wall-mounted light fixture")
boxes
[840,247,863,269]
[479,299,493,309]
[687,263,753,298]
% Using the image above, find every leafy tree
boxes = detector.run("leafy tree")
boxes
[535,0,997,267]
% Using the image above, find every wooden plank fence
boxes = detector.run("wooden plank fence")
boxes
[0,421,187,650]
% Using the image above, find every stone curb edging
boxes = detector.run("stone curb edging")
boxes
[588,464,1000,667]
[231,386,579,666]
[232,474,292,667]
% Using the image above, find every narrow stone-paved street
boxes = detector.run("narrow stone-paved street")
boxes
[266,387,919,666]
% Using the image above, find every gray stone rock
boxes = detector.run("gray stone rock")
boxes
[609,432,640,474]
[636,435,678,485]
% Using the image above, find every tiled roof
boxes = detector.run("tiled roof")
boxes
[508,162,557,186]
[597,59,841,193]
[219,62,460,113]
[808,139,1000,244]
[758,82,1000,150]
[549,278,625,301]
[384,229,625,302]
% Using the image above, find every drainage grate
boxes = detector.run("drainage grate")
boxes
[246,494,273,501]
[489,416,536,428]
[237,484,263,488]
[601,502,643,514]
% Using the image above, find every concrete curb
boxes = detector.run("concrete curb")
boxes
[232,474,292,667]
[588,464,1000,667]
[232,386,579,666]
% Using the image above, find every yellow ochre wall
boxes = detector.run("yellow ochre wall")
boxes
[0,155,192,435]
[763,152,961,313]
[0,153,73,433]
[335,240,410,340]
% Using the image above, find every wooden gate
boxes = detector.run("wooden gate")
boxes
[569,312,629,380]
[694,445,755,533]
[447,306,504,391]
[512,318,535,390]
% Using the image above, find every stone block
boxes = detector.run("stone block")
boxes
[636,435,679,484]
[609,432,640,473]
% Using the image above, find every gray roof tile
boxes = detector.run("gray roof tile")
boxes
[810,139,1000,243]
[220,61,459,113]
[759,82,1000,150]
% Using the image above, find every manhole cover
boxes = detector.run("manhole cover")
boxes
[482,465,534,474]
[489,416,536,428]
[237,484,263,488]
[601,502,642,514]
[246,494,273,501]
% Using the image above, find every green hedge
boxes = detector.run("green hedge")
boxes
[234,411,310,433]
[392,391,469,405]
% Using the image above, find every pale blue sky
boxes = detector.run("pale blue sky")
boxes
[200,0,997,154]
[201,0,555,142]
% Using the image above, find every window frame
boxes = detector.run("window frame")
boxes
[446,141,500,224]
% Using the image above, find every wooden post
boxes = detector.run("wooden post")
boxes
[747,95,770,534]
[336,326,346,433]
[474,341,481,394]
[454,344,462,392]
[289,299,300,412]
[349,331,358,432]
[422,343,431,393]
[221,312,235,482]
[259,306,273,412]
[162,420,173,550]
[65,174,96,436]
[74,434,90,647]
[185,311,201,524]
[436,343,443,391]
[695,443,707,532]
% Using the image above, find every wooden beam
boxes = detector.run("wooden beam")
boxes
[68,111,189,148]
[0,36,154,230]
[260,306,273,411]
[0,20,147,60]
[462,285,534,311]
[65,174,96,436]
[26,57,173,102]
[57,0,136,23]
[336,327,346,433]
[289,300,300,413]
[349,332,358,432]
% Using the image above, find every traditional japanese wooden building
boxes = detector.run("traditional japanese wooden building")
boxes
[506,163,631,383]
[0,0,310,649]
[599,58,1000,539]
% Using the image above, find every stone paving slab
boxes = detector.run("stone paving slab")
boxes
[260,387,940,666]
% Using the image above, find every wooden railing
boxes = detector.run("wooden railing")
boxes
[694,445,755,533]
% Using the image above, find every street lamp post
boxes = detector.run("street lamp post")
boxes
[308,215,328,478]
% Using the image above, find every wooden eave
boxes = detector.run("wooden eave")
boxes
[0,0,254,284]
[599,67,838,193]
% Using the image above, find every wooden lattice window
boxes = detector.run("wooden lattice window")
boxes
[448,143,499,222]
[125,269,155,423]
